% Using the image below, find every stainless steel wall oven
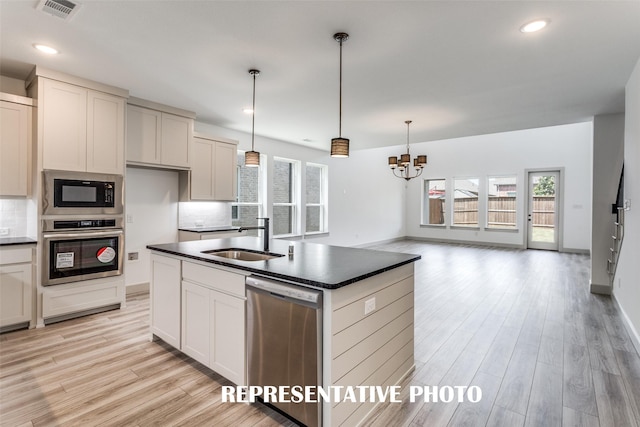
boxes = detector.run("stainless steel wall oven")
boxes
[42,218,124,286]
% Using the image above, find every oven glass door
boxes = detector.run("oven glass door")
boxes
[44,231,123,286]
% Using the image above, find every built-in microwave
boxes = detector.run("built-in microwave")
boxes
[43,170,123,216]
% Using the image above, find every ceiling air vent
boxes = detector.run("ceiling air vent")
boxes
[36,0,81,21]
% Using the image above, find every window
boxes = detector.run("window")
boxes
[487,175,517,229]
[273,157,299,236]
[232,151,264,235]
[453,178,479,227]
[305,163,328,234]
[423,179,446,225]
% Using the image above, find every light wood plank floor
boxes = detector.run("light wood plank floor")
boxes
[2,241,640,427]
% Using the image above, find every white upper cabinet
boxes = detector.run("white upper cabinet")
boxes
[41,79,87,172]
[184,134,237,201]
[87,91,125,175]
[0,95,33,196]
[161,113,192,168]
[126,98,195,170]
[126,104,161,164]
[40,78,126,174]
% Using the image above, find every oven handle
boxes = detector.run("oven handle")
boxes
[43,229,123,239]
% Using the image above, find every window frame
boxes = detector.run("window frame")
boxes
[422,178,447,226]
[452,177,480,228]
[304,162,328,235]
[272,156,300,237]
[485,175,518,230]
[231,150,266,229]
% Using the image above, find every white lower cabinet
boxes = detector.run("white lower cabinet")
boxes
[0,245,34,329]
[181,280,210,366]
[180,261,246,385]
[153,256,246,385]
[150,254,181,349]
[181,280,246,386]
[210,288,245,385]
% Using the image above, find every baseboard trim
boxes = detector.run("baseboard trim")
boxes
[126,282,149,295]
[354,236,407,248]
[406,236,523,250]
[560,247,590,255]
[612,292,640,356]
[590,282,612,295]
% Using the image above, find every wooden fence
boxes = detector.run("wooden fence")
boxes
[428,196,555,227]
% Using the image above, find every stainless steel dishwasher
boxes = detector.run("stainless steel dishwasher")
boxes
[246,275,323,427]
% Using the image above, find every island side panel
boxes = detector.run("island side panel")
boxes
[322,263,416,427]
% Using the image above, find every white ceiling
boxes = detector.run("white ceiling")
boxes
[1,1,639,152]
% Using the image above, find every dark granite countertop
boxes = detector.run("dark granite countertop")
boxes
[179,226,241,233]
[0,237,37,246]
[147,236,420,290]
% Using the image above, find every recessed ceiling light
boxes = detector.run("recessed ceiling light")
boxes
[243,108,253,114]
[33,44,59,54]
[520,19,550,33]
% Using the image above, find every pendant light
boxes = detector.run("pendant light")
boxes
[388,120,427,181]
[331,32,350,158]
[245,69,261,167]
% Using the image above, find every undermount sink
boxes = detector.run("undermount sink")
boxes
[202,248,284,261]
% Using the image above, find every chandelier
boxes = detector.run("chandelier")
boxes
[388,120,427,180]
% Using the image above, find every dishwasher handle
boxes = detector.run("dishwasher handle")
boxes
[246,275,322,307]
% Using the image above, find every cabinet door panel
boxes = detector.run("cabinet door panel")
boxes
[127,105,161,164]
[0,263,32,327]
[181,281,210,366]
[87,92,124,174]
[161,113,191,168]
[42,79,87,172]
[190,138,214,199]
[214,142,237,201]
[0,101,30,195]
[211,290,245,385]
[150,254,181,348]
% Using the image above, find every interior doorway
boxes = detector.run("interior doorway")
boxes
[527,171,560,251]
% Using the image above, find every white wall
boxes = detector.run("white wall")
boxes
[591,114,625,291]
[404,123,593,251]
[124,167,179,287]
[614,56,640,352]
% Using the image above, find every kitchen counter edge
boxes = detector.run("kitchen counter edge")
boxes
[147,238,421,290]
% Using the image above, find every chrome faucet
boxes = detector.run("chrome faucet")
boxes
[238,217,270,252]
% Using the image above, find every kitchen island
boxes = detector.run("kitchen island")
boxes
[147,236,420,427]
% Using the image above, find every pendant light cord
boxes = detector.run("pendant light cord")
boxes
[251,72,256,151]
[338,37,343,138]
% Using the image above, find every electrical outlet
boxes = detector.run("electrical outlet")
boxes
[364,297,376,315]
[128,252,139,261]
[126,215,134,223]
[0,228,9,236]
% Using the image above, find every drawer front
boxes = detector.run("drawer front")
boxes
[0,246,33,265]
[182,261,245,297]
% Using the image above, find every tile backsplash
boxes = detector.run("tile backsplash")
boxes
[178,202,231,229]
[0,199,28,237]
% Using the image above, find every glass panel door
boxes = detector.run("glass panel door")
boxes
[527,171,559,250]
